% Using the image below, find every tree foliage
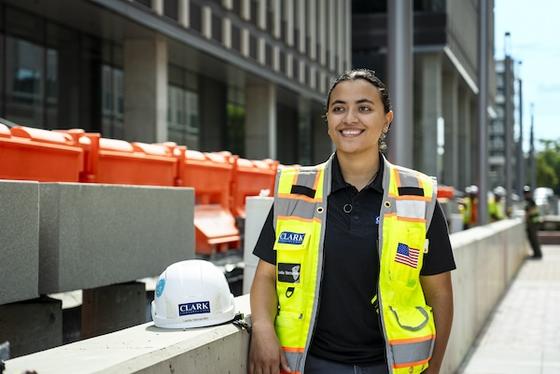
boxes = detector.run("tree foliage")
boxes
[536,139,560,193]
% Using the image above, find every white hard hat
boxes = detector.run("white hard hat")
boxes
[151,260,236,329]
[493,186,506,197]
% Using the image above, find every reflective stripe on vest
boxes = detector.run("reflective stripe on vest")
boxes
[273,154,437,374]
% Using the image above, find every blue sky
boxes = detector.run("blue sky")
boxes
[494,0,560,150]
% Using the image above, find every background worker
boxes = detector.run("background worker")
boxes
[249,69,455,374]
[524,186,543,259]
[489,186,506,222]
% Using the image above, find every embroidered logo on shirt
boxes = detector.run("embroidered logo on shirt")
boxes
[278,231,305,245]
[395,243,420,269]
[278,263,301,283]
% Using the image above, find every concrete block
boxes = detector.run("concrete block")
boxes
[0,297,62,358]
[0,180,39,305]
[243,197,273,294]
[39,183,195,294]
[81,282,146,339]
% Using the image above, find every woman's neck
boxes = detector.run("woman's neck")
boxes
[337,150,381,191]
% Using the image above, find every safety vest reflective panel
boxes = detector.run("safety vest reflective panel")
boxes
[272,154,438,374]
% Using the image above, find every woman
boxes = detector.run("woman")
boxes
[249,69,455,374]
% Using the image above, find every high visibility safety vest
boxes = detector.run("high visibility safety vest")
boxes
[273,154,438,374]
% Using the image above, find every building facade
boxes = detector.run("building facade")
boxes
[0,0,352,165]
[352,0,496,191]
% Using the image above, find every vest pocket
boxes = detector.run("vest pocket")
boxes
[385,305,435,373]
[275,310,305,349]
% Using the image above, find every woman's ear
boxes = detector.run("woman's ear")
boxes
[385,111,394,128]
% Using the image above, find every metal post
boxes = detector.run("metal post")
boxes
[504,43,513,214]
[387,0,413,168]
[529,103,536,190]
[477,0,489,225]
[516,73,524,197]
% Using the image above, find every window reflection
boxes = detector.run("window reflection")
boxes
[5,37,44,128]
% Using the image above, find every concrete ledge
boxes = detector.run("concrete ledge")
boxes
[0,180,39,305]
[442,218,528,373]
[39,183,195,294]
[5,295,251,374]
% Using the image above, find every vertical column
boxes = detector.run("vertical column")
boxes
[308,0,317,60]
[328,0,336,71]
[178,0,190,28]
[298,98,312,165]
[202,6,212,39]
[258,0,266,30]
[458,87,472,190]
[223,18,232,48]
[504,56,514,212]
[387,0,414,168]
[336,0,344,72]
[123,35,168,143]
[272,0,281,39]
[414,53,441,176]
[297,0,305,54]
[152,0,163,15]
[516,78,524,196]
[318,0,327,65]
[284,0,294,47]
[245,83,277,159]
[345,0,352,70]
[477,0,489,224]
[442,72,460,187]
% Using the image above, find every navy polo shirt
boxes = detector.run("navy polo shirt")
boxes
[253,154,455,365]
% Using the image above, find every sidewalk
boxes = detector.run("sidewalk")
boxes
[458,245,560,374]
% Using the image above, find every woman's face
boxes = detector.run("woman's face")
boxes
[327,79,393,157]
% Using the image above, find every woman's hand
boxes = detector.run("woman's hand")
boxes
[249,322,291,374]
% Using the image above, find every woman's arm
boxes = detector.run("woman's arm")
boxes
[249,260,291,374]
[420,271,454,374]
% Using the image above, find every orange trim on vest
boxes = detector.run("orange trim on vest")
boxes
[389,193,432,202]
[277,193,323,203]
[396,216,427,223]
[393,357,431,369]
[281,346,305,353]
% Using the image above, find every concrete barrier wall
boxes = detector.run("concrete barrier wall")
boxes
[440,219,528,373]
[38,183,195,293]
[6,218,529,373]
[0,180,40,305]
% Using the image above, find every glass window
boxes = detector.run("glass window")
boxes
[226,86,245,156]
[167,66,200,150]
[164,0,179,20]
[5,36,44,128]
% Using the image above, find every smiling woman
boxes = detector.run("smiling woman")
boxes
[249,69,455,374]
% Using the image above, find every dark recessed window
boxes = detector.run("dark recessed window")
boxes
[212,14,222,43]
[231,25,241,52]
[265,43,273,67]
[190,2,202,33]
[233,0,242,16]
[279,50,286,74]
[249,34,258,60]
[294,28,300,50]
[267,10,274,33]
[293,59,299,81]
[281,20,287,43]
[163,0,179,20]
[250,0,259,26]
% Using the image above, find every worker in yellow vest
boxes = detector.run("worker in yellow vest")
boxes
[489,186,506,222]
[249,69,455,374]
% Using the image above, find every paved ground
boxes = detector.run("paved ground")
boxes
[458,245,560,374]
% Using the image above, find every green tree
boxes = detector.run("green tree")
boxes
[536,139,560,192]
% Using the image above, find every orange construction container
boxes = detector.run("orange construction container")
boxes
[437,185,455,199]
[70,131,177,186]
[231,157,278,218]
[177,149,240,255]
[0,125,83,182]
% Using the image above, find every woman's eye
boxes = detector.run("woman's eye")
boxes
[359,106,372,112]
[332,106,345,113]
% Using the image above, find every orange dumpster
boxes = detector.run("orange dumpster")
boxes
[231,157,278,218]
[0,125,83,182]
[69,131,177,186]
[177,149,240,255]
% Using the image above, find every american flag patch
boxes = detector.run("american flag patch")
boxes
[395,243,420,268]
